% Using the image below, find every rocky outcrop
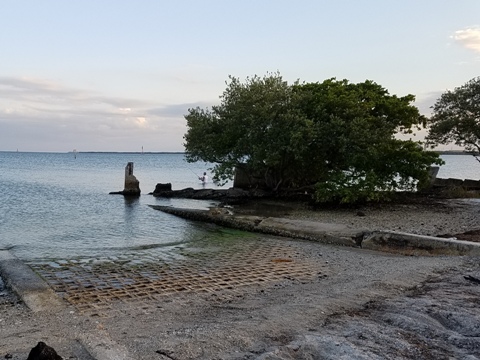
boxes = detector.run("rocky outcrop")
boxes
[151,187,255,202]
[154,183,172,192]
[151,186,312,203]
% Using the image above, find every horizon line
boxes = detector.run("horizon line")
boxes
[0,150,186,154]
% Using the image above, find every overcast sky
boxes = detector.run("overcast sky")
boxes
[1,1,479,152]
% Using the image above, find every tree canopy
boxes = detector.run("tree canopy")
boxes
[426,77,480,161]
[184,73,442,203]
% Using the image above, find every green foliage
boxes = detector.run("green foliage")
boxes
[184,73,443,203]
[427,77,480,158]
[313,140,442,203]
[184,72,302,189]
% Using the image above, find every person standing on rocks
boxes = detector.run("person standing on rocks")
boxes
[199,172,208,185]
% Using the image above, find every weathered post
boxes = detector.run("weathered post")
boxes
[123,162,141,196]
[109,162,141,196]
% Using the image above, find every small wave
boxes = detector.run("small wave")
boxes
[99,241,188,251]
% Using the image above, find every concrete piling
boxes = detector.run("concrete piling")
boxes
[109,162,141,196]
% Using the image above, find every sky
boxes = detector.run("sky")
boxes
[1,1,479,152]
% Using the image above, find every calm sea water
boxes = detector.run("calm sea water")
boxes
[0,152,478,262]
[0,152,231,261]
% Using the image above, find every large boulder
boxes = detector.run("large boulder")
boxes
[154,183,172,192]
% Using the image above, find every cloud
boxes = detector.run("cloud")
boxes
[135,117,147,127]
[0,77,159,126]
[414,91,443,116]
[148,101,215,118]
[0,76,194,151]
[0,77,149,110]
[452,26,480,53]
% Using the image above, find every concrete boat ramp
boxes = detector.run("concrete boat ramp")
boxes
[150,205,480,256]
[0,250,65,313]
[1,205,480,359]
[0,250,131,360]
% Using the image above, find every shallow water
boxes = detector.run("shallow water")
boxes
[436,154,480,179]
[0,152,478,262]
[0,152,231,261]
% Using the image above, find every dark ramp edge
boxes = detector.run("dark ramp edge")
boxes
[0,250,66,312]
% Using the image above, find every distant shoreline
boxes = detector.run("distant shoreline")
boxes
[0,151,185,154]
[71,151,185,154]
[437,150,476,155]
[1,150,475,156]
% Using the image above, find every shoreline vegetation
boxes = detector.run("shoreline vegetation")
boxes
[437,149,480,155]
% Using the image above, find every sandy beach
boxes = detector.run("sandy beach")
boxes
[1,198,480,359]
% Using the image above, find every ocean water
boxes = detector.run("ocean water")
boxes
[0,152,230,261]
[436,154,480,179]
[0,152,478,262]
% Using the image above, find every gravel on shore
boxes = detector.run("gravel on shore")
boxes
[279,198,480,238]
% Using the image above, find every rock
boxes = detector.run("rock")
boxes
[151,186,258,202]
[26,342,63,360]
[209,207,232,216]
[152,187,196,198]
[154,183,172,192]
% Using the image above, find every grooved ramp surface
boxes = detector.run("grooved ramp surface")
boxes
[29,237,327,316]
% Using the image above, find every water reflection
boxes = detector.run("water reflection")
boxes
[123,196,140,241]
[123,195,140,208]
